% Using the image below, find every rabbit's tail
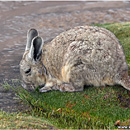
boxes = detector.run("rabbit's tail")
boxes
[121,81,130,91]
[119,71,130,91]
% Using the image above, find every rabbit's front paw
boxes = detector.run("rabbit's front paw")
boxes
[39,84,59,92]
[39,86,52,92]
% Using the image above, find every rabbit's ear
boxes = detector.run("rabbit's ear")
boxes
[28,36,44,62]
[25,29,38,51]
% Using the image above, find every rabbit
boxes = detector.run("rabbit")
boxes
[20,26,130,92]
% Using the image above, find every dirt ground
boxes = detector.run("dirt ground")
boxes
[0,1,130,112]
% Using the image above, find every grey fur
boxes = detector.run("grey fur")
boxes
[25,29,38,51]
[20,26,130,92]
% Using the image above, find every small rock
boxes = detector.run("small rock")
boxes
[114,120,121,126]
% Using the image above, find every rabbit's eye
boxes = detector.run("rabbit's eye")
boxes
[25,68,31,75]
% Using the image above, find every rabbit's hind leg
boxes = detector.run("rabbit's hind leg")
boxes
[61,70,84,92]
[59,82,83,92]
[61,64,85,92]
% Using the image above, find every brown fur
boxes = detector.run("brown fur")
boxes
[20,26,130,92]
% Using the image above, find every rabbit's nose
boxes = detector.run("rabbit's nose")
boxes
[22,81,35,91]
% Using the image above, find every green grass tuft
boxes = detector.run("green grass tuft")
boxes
[11,85,129,129]
[0,110,54,129]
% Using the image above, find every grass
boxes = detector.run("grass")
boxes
[0,110,54,129]
[7,85,129,129]
[1,22,130,129]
